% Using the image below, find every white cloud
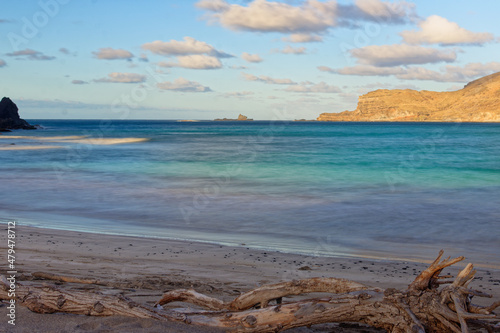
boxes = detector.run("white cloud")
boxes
[241,52,263,63]
[277,45,307,54]
[317,65,334,73]
[321,64,405,76]
[94,72,146,83]
[197,0,415,35]
[142,37,218,56]
[159,55,222,69]
[92,47,133,60]
[6,49,55,60]
[355,0,414,22]
[196,0,229,11]
[157,77,212,92]
[400,15,494,46]
[71,80,88,85]
[350,44,456,67]
[285,81,341,93]
[243,73,296,85]
[324,61,500,83]
[221,91,255,98]
[396,62,500,82]
[444,62,500,78]
[0,59,6,67]
[394,67,451,82]
[282,33,322,43]
[197,0,337,33]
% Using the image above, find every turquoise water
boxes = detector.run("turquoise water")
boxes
[1,120,499,266]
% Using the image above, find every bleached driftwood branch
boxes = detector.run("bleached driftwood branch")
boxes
[1,250,498,332]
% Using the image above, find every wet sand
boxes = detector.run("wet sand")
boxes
[0,225,498,332]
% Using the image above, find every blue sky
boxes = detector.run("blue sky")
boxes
[1,0,499,120]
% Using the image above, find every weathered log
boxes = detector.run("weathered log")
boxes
[155,277,370,311]
[408,250,465,292]
[1,252,498,332]
[228,277,370,311]
[155,288,226,311]
[0,275,161,319]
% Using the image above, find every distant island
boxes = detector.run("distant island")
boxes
[318,72,500,122]
[214,114,253,121]
[0,97,36,131]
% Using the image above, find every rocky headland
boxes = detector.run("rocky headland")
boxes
[214,114,253,121]
[0,97,36,131]
[318,71,500,122]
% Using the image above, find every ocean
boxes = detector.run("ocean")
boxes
[1,120,499,267]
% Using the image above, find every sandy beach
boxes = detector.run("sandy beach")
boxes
[0,225,499,332]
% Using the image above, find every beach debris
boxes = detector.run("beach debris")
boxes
[1,250,499,332]
[298,265,312,271]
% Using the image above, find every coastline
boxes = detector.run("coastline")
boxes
[1,224,498,332]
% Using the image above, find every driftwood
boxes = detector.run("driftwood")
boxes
[1,250,499,332]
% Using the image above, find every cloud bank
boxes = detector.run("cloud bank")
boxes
[320,62,500,82]
[6,49,55,60]
[95,72,146,83]
[241,52,263,63]
[159,55,222,69]
[350,44,457,67]
[285,81,341,93]
[196,0,415,34]
[243,73,297,85]
[143,36,231,69]
[142,36,226,57]
[277,45,307,54]
[282,33,322,43]
[157,78,212,92]
[93,47,134,60]
[401,15,495,46]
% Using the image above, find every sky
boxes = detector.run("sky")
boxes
[1,0,500,120]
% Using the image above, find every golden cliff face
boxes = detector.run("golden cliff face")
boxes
[318,72,500,122]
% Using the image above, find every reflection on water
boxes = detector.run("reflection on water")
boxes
[0,134,149,147]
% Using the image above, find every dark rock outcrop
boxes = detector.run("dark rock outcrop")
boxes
[0,97,36,130]
[214,114,253,121]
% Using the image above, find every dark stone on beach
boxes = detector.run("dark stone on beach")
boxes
[0,97,36,130]
[298,266,312,271]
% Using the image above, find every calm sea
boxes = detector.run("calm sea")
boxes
[1,120,499,266]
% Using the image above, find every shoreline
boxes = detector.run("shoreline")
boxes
[5,221,500,270]
[1,224,498,332]
[12,119,500,123]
